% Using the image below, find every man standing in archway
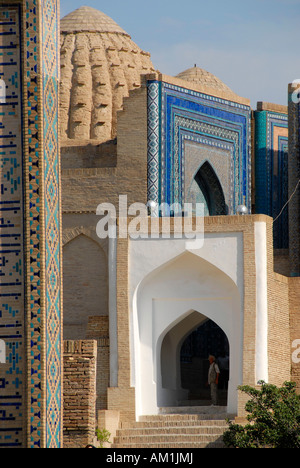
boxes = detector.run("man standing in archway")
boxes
[208,355,220,406]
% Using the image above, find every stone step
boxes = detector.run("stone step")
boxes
[117,425,226,437]
[139,412,234,421]
[112,442,224,448]
[121,419,229,429]
[111,442,225,449]
[113,433,225,445]
[113,411,231,449]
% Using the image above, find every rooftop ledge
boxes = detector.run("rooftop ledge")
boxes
[144,72,251,107]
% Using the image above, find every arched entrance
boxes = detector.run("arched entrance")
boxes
[160,312,230,409]
[180,319,229,405]
[132,250,242,418]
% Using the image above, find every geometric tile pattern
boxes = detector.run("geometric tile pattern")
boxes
[147,81,161,206]
[23,0,45,448]
[147,80,252,214]
[0,0,62,448]
[254,109,289,249]
[0,3,26,448]
[41,0,62,449]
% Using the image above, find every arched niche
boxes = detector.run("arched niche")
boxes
[186,160,228,216]
[63,233,108,340]
[133,250,241,418]
[194,161,227,215]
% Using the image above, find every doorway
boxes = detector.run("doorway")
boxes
[132,250,241,417]
[180,319,229,406]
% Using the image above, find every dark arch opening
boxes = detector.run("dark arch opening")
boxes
[180,319,229,405]
[195,161,228,215]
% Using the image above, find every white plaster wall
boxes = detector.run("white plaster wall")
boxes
[255,222,269,383]
[128,233,244,418]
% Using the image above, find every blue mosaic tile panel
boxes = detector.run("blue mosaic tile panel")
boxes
[147,80,252,214]
[1,0,62,448]
[254,110,289,249]
[0,3,25,448]
[23,0,62,448]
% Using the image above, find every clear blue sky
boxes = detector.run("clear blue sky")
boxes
[60,0,300,107]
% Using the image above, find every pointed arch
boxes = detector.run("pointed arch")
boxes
[194,161,227,215]
[62,225,108,257]
[132,250,241,417]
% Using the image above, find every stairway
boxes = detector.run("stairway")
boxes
[111,407,234,449]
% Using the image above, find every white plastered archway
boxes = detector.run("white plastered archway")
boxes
[159,310,229,406]
[130,237,243,419]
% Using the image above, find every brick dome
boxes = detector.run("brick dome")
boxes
[176,65,237,96]
[60,6,130,35]
[60,6,155,143]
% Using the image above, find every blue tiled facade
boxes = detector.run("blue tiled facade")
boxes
[147,80,252,215]
[0,0,62,448]
[254,109,289,249]
[0,3,26,448]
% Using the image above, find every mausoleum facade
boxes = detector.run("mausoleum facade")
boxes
[1,2,300,448]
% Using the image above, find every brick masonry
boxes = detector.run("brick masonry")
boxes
[61,83,149,214]
[288,278,300,392]
[60,72,300,429]
[1,1,300,447]
[63,340,97,448]
[107,215,292,423]
[86,316,110,411]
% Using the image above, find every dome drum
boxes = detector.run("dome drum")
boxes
[60,6,155,143]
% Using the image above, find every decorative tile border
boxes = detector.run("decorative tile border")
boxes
[147,80,252,214]
[147,81,161,205]
[41,0,62,449]
[0,0,62,448]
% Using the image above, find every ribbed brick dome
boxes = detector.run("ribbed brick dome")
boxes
[60,6,129,35]
[60,6,155,143]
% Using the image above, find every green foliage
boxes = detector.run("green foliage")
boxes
[95,427,111,448]
[223,381,300,448]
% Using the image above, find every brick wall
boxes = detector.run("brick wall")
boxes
[266,215,291,387]
[63,340,97,448]
[268,273,290,386]
[63,234,108,341]
[61,83,148,214]
[108,214,294,421]
[86,316,110,411]
[289,278,300,392]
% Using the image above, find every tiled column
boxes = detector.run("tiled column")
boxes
[0,0,62,448]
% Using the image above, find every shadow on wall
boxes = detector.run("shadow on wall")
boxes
[63,233,108,340]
